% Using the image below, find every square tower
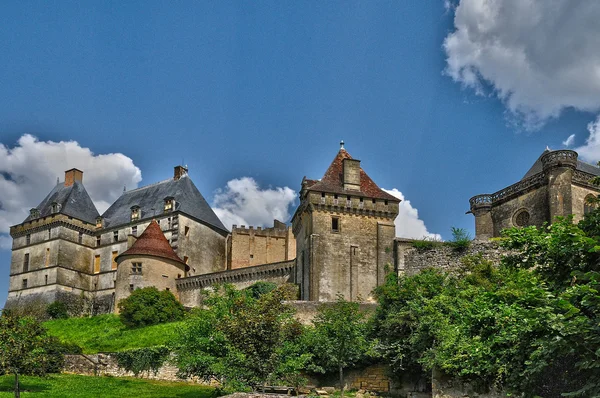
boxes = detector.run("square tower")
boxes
[291,143,400,302]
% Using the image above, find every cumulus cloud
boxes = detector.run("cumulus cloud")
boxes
[444,1,600,129]
[575,116,600,163]
[0,135,142,240]
[212,177,297,230]
[382,188,442,240]
[563,134,576,148]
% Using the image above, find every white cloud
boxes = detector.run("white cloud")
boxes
[444,1,600,130]
[563,134,576,147]
[212,177,296,230]
[0,135,142,242]
[0,236,11,250]
[383,188,442,240]
[575,116,600,163]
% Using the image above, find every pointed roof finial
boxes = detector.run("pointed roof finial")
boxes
[123,185,126,193]
[56,177,59,185]
[340,140,345,150]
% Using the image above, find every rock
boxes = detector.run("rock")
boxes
[322,387,336,394]
[315,390,329,396]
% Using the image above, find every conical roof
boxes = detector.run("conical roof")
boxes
[116,220,185,265]
[304,148,399,201]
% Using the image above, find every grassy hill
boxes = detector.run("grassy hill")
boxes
[43,314,183,353]
[0,374,217,398]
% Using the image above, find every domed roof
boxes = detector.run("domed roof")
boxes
[116,220,185,265]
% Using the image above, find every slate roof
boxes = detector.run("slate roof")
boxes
[522,149,600,180]
[24,181,100,224]
[305,149,399,202]
[101,174,227,233]
[116,220,186,265]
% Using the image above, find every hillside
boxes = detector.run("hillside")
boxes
[44,314,182,354]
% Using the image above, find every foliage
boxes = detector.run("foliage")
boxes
[447,227,471,251]
[114,347,170,377]
[303,297,372,394]
[244,281,278,299]
[0,311,67,397]
[43,314,181,354]
[0,374,218,398]
[46,302,69,320]
[411,237,441,251]
[118,287,185,328]
[373,213,600,397]
[172,283,308,391]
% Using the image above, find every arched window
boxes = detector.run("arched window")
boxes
[513,209,530,227]
[584,194,597,215]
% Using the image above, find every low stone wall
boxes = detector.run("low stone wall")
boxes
[63,354,211,384]
[395,240,507,276]
[286,301,378,325]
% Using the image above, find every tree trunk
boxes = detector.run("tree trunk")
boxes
[14,372,20,398]
[339,365,344,397]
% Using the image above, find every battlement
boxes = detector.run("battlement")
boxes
[231,219,289,237]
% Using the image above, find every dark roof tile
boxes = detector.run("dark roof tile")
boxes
[24,181,100,224]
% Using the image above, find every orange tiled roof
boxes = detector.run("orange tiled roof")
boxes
[305,149,399,201]
[116,220,186,265]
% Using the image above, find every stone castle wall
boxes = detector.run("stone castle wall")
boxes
[228,221,295,270]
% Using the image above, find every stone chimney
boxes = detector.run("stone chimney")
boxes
[343,158,361,191]
[174,165,188,181]
[65,168,83,187]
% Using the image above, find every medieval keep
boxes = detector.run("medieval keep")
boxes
[5,144,400,312]
[469,149,600,240]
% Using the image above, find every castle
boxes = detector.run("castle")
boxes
[6,146,600,312]
[5,143,399,311]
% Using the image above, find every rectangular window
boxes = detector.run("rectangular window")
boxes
[359,197,364,208]
[346,196,351,207]
[78,231,83,244]
[129,284,134,292]
[113,231,118,242]
[111,251,118,270]
[94,255,100,274]
[22,279,28,289]
[45,275,48,285]
[45,248,50,267]
[23,253,29,272]
[96,236,101,247]
[48,229,52,239]
[333,194,339,205]
[132,226,137,236]
[167,217,172,229]
[183,256,189,264]
[331,217,340,233]
[26,234,31,245]
[184,226,189,237]
[131,262,142,274]
[321,192,326,204]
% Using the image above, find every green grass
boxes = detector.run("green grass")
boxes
[0,374,217,398]
[43,314,183,353]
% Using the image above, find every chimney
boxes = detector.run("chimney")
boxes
[65,168,83,187]
[174,165,188,181]
[343,158,361,191]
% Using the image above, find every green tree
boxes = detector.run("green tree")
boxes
[0,311,63,398]
[305,297,371,395]
[118,287,185,328]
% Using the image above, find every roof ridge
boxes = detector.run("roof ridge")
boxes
[124,178,171,194]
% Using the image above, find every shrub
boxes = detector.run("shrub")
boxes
[115,346,170,377]
[46,301,69,320]
[447,227,471,251]
[118,287,185,328]
[244,281,278,299]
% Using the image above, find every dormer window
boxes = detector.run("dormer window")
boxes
[51,202,61,214]
[96,217,103,229]
[29,208,40,219]
[164,197,174,212]
[130,206,140,221]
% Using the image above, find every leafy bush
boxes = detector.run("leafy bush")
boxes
[411,238,442,251]
[244,281,278,299]
[46,301,69,320]
[115,346,170,377]
[118,287,185,328]
[447,226,471,251]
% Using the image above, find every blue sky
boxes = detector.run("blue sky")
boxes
[3,1,600,307]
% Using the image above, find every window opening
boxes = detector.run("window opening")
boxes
[94,255,100,274]
[331,217,340,232]
[23,253,29,272]
[113,231,118,243]
[26,234,31,245]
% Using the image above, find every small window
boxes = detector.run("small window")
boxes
[513,209,531,227]
[346,196,351,207]
[384,200,388,206]
[184,226,190,237]
[331,217,340,232]
[131,262,142,275]
[45,275,48,285]
[165,287,170,291]
[129,284,134,292]
[45,248,50,267]
[111,251,118,270]
[48,229,52,239]
[250,254,254,259]
[94,255,101,274]
[96,236,101,247]
[167,217,172,229]
[96,217,103,229]
[26,234,31,245]
[372,198,376,204]
[23,253,29,272]
[359,197,364,208]
[51,202,60,213]
[164,197,174,212]
[22,279,28,289]
[177,274,181,279]
[132,226,138,236]
[183,256,189,264]
[113,231,119,243]
[320,192,326,204]
[130,206,140,221]
[78,232,83,244]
